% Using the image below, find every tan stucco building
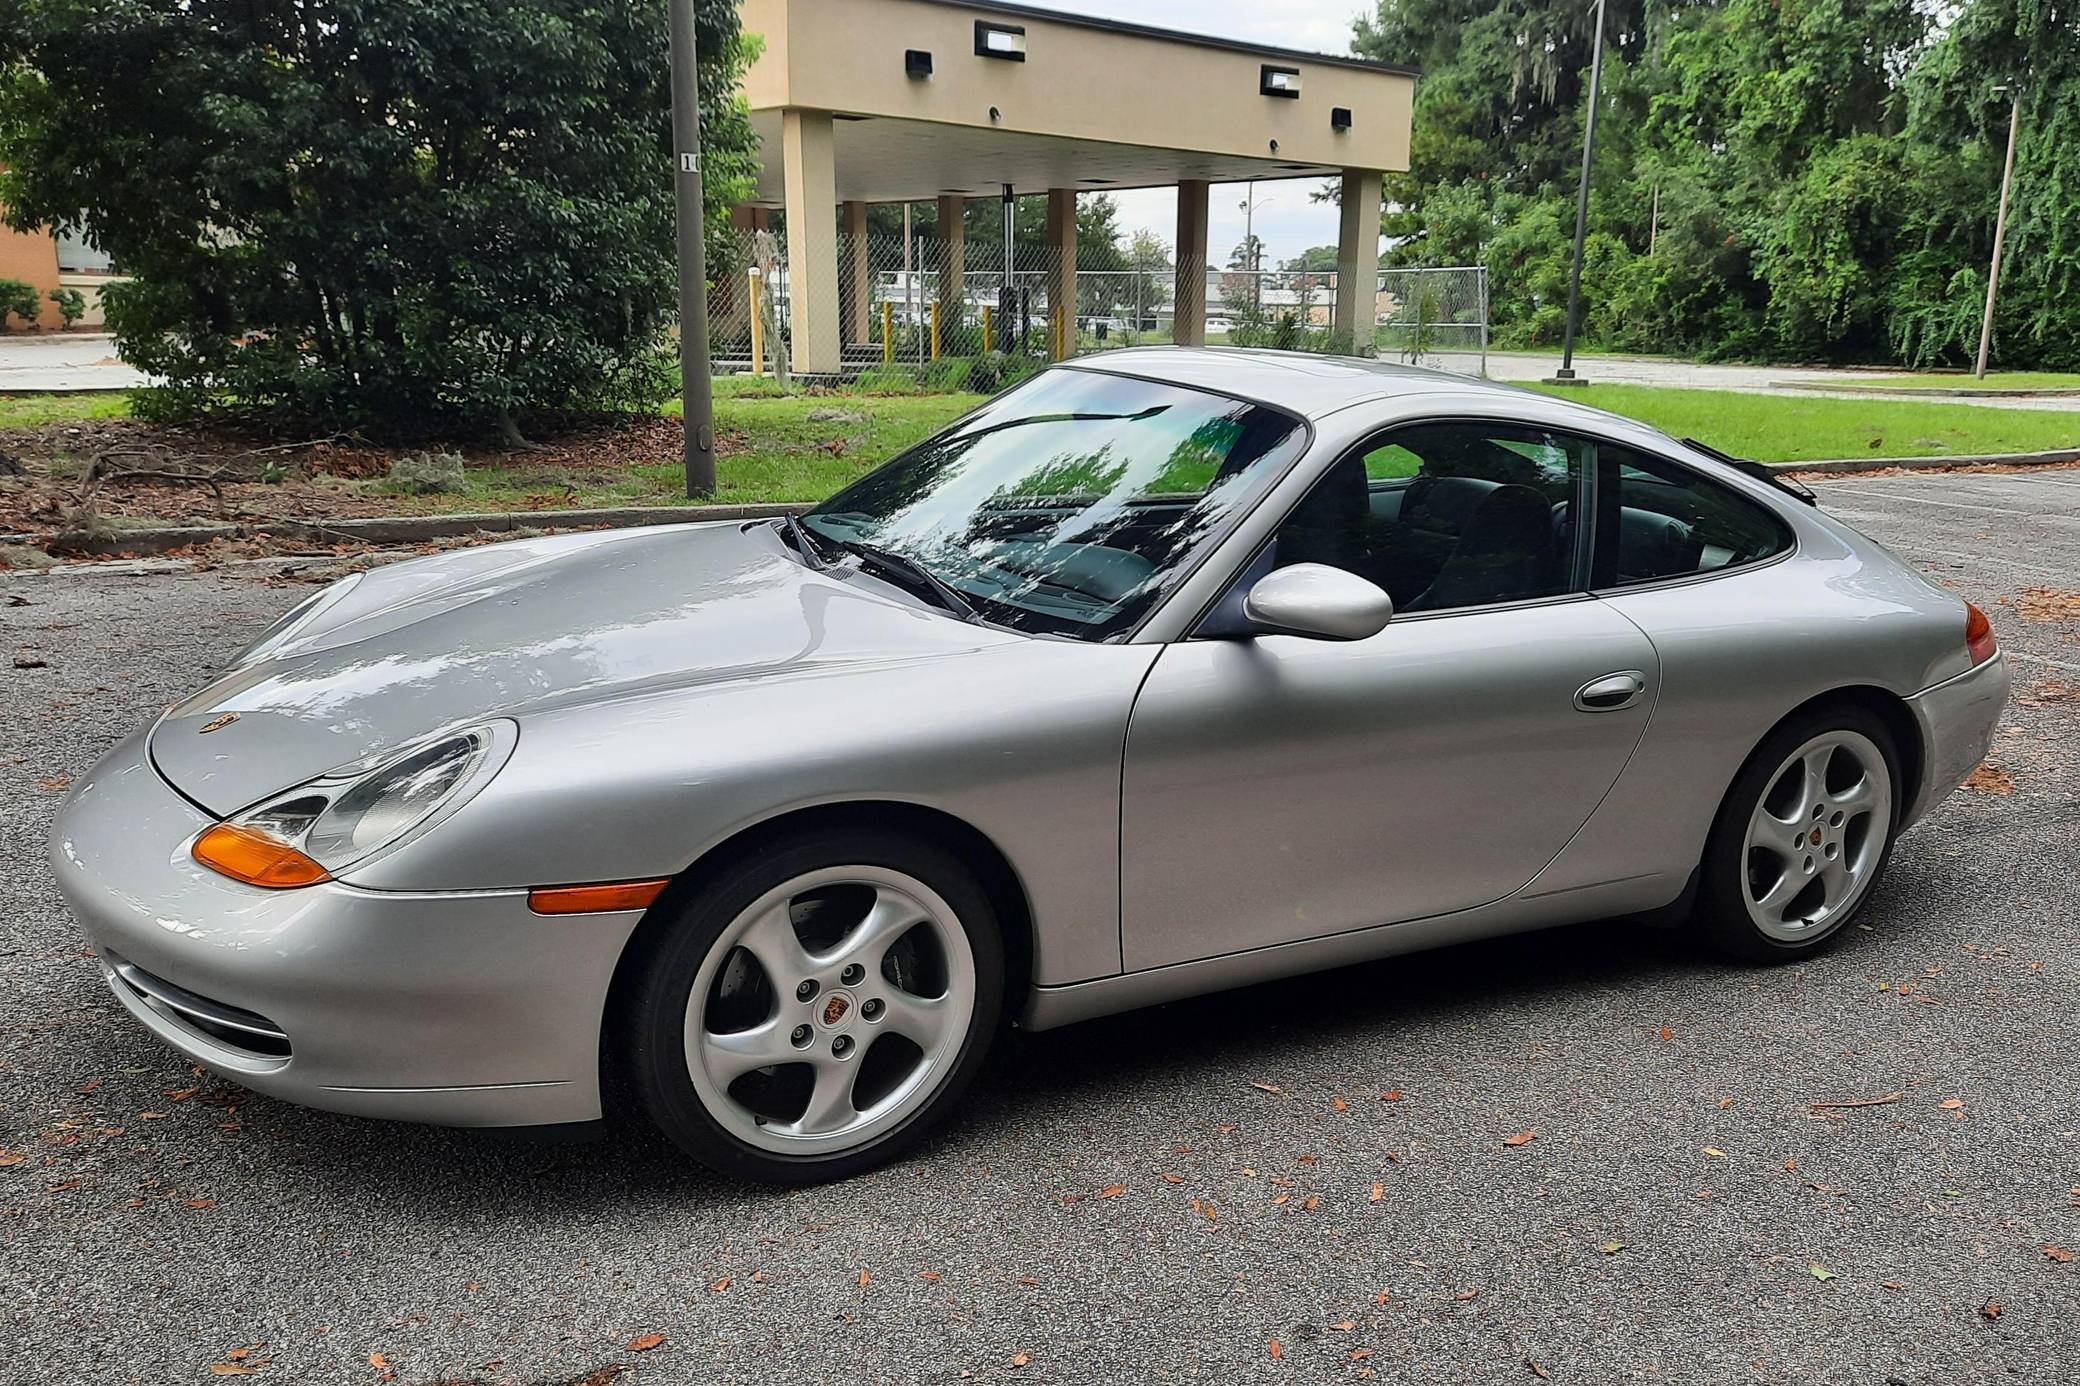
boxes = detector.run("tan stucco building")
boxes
[736,0,1414,372]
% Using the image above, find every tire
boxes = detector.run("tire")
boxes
[622,827,1004,1184]
[1696,702,1902,963]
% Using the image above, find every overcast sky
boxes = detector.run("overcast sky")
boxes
[1018,0,1378,266]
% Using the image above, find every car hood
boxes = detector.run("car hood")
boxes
[151,521,1021,814]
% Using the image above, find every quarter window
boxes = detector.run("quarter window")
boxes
[1263,422,1587,613]
[1594,447,1793,588]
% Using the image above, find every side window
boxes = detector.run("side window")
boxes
[1594,447,1793,588]
[1266,423,1586,613]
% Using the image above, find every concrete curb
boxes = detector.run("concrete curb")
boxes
[5,449,2078,561]
[1768,380,2080,400]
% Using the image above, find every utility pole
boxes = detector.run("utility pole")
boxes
[668,0,715,497]
[1552,0,1606,385]
[1240,183,1259,312]
[1975,86,2023,380]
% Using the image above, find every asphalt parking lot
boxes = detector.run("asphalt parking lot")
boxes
[4,469,2078,1385]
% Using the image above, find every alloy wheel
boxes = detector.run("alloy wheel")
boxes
[1740,729,1892,941]
[682,864,977,1155]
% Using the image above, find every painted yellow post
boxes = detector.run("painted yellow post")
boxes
[881,301,894,365]
[746,267,765,376]
[929,302,941,361]
[1052,307,1068,360]
[981,304,993,352]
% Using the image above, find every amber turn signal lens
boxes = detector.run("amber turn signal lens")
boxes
[527,879,672,916]
[1964,600,1997,666]
[192,823,333,889]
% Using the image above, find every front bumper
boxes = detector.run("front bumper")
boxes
[47,732,644,1127]
[1903,651,2010,828]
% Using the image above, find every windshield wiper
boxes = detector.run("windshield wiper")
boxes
[833,540,981,623]
[775,512,831,569]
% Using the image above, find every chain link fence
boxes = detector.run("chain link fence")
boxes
[706,227,1487,378]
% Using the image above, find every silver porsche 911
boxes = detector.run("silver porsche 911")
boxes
[51,349,2008,1183]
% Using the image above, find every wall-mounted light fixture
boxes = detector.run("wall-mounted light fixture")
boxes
[905,49,933,80]
[1260,65,1301,99]
[1331,106,1353,132]
[975,21,1027,61]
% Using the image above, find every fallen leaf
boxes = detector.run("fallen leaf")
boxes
[1503,1131,1537,1147]
[1331,1321,1355,1332]
[856,1270,871,1287]
[45,1178,82,1193]
[1939,1098,1965,1110]
[2046,1245,2074,1263]
[709,1276,730,1292]
[35,775,69,792]
[1267,1338,1282,1361]
[1807,1264,1836,1281]
[1370,1182,1383,1203]
[1301,1195,1320,1211]
[1250,1081,1286,1097]
[1160,1172,1184,1185]
[139,1111,168,1120]
[1349,1348,1374,1360]
[369,1353,390,1369]
[626,1334,664,1352]
[1963,763,2015,795]
[1017,1275,1040,1287]
[1375,1288,1391,1305]
[1785,1159,1798,1172]
[1658,1026,1672,1041]
[76,1078,102,1094]
[1099,1184,1126,1199]
[1808,1092,1902,1110]
[1271,1192,1291,1206]
[918,1270,941,1282]
[165,1086,201,1102]
[1455,1288,1480,1301]
[1703,1147,1726,1158]
[1981,1301,2003,1320]
[1527,1363,1550,1380]
[1600,1241,1624,1255]
[1380,1089,1403,1102]
[209,1365,258,1377]
[1332,1096,1349,1113]
[1010,1352,1031,1368]
[1716,1097,1733,1109]
[0,1150,24,1167]
[186,1198,218,1209]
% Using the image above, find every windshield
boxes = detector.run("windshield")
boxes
[803,369,1306,640]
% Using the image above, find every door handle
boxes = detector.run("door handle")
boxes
[1575,671,1647,713]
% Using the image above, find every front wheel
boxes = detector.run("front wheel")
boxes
[623,830,1003,1184]
[1697,706,1900,961]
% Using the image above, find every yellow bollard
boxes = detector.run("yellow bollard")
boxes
[747,268,765,376]
[930,302,941,361]
[881,301,894,365]
[981,304,993,354]
[1052,308,1068,360]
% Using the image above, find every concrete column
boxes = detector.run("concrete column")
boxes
[1173,179,1210,348]
[841,199,870,346]
[936,195,966,331]
[1333,169,1385,355]
[781,109,841,374]
[1045,188,1078,359]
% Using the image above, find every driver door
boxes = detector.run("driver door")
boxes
[1118,422,1659,971]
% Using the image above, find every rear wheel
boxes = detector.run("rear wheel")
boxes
[624,830,1003,1184]
[1698,706,1899,961]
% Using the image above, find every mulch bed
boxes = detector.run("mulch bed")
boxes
[0,413,712,539]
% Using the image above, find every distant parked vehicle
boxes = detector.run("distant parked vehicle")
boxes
[52,349,2007,1183]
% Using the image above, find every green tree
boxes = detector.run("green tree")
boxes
[0,0,760,439]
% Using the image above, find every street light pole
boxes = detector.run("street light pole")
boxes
[1552,0,1606,384]
[1975,86,2023,380]
[668,0,716,497]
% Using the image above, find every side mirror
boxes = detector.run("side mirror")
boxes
[1241,563,1394,641]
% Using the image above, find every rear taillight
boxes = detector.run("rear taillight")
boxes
[1964,601,1997,665]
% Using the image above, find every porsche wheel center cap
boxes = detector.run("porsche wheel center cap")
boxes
[819,992,854,1028]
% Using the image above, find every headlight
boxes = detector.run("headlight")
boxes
[232,572,364,667]
[191,720,517,888]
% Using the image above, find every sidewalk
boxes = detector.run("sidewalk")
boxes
[0,333,154,392]
[1425,350,2080,413]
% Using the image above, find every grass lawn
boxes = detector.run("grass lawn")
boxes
[0,392,132,427]
[8,380,2077,530]
[1523,382,2080,462]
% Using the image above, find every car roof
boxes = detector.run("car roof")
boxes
[1062,346,1672,445]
